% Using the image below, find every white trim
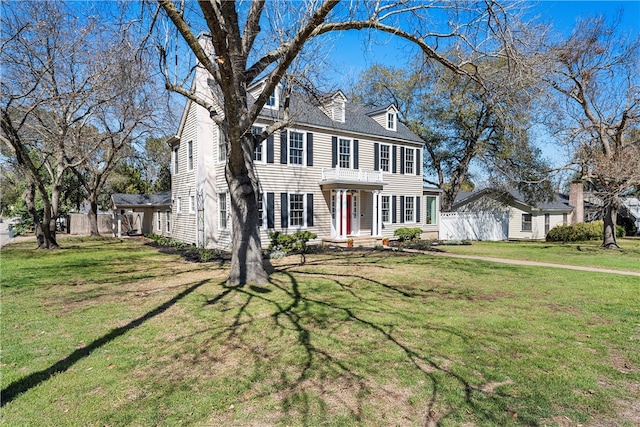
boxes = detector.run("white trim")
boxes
[288,192,307,229]
[218,192,228,230]
[287,128,307,167]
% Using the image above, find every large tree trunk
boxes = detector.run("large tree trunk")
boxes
[24,181,45,248]
[39,202,59,249]
[87,196,100,236]
[602,199,619,248]
[225,134,269,286]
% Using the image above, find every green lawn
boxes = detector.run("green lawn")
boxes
[437,238,640,272]
[1,237,639,426]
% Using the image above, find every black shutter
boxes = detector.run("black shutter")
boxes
[416,148,421,176]
[267,192,275,228]
[266,135,274,164]
[280,193,288,228]
[400,147,405,174]
[280,130,288,164]
[306,193,314,226]
[306,132,313,166]
[353,139,359,169]
[392,196,397,223]
[416,196,421,222]
[400,196,405,223]
[392,145,397,173]
[374,143,379,171]
[331,136,337,167]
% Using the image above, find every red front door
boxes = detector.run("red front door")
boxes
[339,194,352,236]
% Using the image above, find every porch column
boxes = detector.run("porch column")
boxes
[341,189,348,238]
[372,191,378,236]
[334,190,342,238]
[377,191,383,237]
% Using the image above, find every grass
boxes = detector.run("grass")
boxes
[1,237,639,426]
[437,238,640,272]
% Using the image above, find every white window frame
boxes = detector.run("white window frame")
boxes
[189,195,195,213]
[379,144,390,172]
[338,138,352,169]
[387,112,396,130]
[522,213,532,232]
[288,192,306,229]
[187,140,193,171]
[264,89,278,109]
[176,197,182,213]
[425,195,438,225]
[218,132,227,163]
[381,195,390,223]
[156,210,161,231]
[288,130,305,166]
[166,210,171,232]
[252,125,265,163]
[257,193,266,229]
[219,192,228,230]
[405,196,415,223]
[405,149,414,174]
[173,147,179,174]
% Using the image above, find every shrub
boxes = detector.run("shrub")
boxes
[268,230,317,253]
[546,220,624,242]
[394,227,422,242]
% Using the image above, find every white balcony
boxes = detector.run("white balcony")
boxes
[320,167,387,189]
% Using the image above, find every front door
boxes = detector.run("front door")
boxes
[346,194,352,235]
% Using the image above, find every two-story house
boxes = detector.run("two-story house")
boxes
[166,68,439,249]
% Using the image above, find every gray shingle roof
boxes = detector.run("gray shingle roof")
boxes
[111,191,171,208]
[454,188,573,212]
[256,92,423,144]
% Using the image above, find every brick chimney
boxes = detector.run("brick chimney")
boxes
[569,182,584,224]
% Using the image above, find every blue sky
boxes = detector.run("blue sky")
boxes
[326,1,640,88]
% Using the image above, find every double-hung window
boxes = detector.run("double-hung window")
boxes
[380,144,390,172]
[289,193,305,227]
[405,197,415,223]
[387,112,396,130]
[218,132,227,162]
[257,193,265,228]
[405,148,414,174]
[381,196,390,223]
[289,131,304,165]
[338,138,351,168]
[189,195,195,213]
[156,211,161,231]
[176,197,182,213]
[522,213,532,231]
[166,211,171,232]
[252,126,264,162]
[219,193,228,229]
[187,141,193,171]
[173,147,179,174]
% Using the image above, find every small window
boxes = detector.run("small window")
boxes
[189,195,195,213]
[265,91,276,108]
[380,144,390,172]
[156,211,161,231]
[252,126,264,162]
[173,147,179,174]
[218,132,227,162]
[405,197,415,223]
[387,112,396,130]
[289,193,305,227]
[166,211,171,232]
[522,213,532,231]
[257,193,264,228]
[426,196,438,225]
[219,193,228,229]
[563,213,568,226]
[381,195,390,223]
[176,197,182,213]
[187,140,193,170]
[289,131,304,165]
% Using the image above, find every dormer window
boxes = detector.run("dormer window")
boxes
[320,91,347,123]
[266,92,276,108]
[387,112,396,130]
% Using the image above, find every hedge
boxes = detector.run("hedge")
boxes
[546,220,625,242]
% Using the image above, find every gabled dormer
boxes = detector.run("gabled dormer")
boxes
[368,104,398,132]
[320,91,347,123]
[247,79,280,110]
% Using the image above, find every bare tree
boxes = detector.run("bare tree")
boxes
[1,1,162,245]
[544,15,640,247]
[156,0,526,285]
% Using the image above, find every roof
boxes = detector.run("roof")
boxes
[453,188,573,212]
[256,93,424,145]
[111,191,172,208]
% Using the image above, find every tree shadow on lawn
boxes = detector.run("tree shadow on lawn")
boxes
[1,278,210,407]
[200,257,517,425]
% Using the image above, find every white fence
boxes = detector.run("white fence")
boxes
[440,211,509,241]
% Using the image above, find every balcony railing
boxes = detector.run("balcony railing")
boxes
[321,167,384,184]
